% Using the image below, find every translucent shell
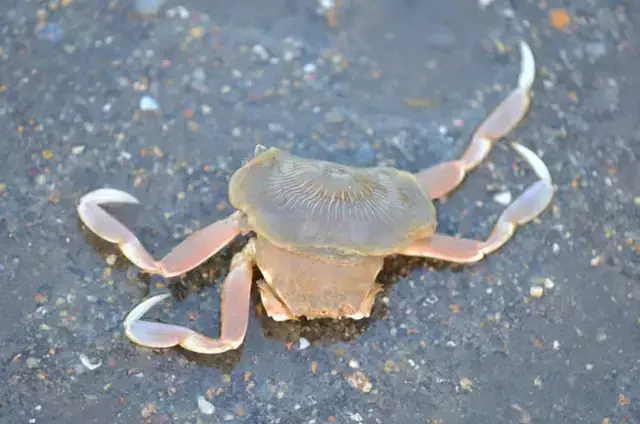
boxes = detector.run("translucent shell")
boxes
[229,147,437,256]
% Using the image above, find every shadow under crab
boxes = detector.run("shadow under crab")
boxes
[76,41,555,356]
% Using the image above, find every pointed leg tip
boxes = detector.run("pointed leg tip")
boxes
[124,293,173,328]
[125,320,191,349]
[123,294,192,349]
[518,40,536,90]
[510,142,552,184]
[80,188,141,206]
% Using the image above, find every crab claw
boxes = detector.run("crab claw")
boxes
[123,241,256,354]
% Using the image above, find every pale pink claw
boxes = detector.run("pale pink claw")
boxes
[416,41,536,200]
[404,142,553,262]
[124,240,256,354]
[77,188,243,277]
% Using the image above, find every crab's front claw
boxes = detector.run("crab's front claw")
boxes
[77,188,243,278]
[124,241,256,355]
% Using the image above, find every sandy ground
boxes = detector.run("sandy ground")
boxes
[1,0,638,423]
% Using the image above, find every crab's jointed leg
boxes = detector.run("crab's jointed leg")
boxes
[416,41,536,200]
[124,239,256,354]
[77,188,243,278]
[402,143,553,263]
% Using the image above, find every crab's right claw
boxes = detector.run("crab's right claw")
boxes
[77,188,242,277]
[124,241,255,354]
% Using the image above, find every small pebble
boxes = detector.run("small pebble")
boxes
[141,403,156,418]
[140,95,160,112]
[425,294,439,304]
[197,396,215,415]
[105,254,117,266]
[530,285,544,298]
[348,359,360,369]
[460,377,473,392]
[302,63,317,74]
[252,44,269,61]
[543,278,555,289]
[298,337,310,350]
[345,370,372,393]
[493,191,512,206]
[166,5,189,19]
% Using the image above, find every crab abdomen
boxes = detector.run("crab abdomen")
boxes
[254,236,384,320]
[229,147,436,255]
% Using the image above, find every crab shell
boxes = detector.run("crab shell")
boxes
[228,145,437,320]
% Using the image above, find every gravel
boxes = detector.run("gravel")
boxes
[0,0,638,423]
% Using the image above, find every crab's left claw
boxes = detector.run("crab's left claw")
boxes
[124,241,256,354]
[77,188,243,277]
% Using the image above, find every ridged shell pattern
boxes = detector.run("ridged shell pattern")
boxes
[229,148,436,255]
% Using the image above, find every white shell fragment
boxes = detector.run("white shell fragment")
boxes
[139,95,160,112]
[543,278,555,289]
[493,191,513,206]
[298,337,310,350]
[197,396,215,415]
[79,354,102,371]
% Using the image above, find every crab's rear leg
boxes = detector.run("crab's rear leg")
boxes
[402,143,553,263]
[77,188,243,277]
[416,41,536,200]
[124,240,256,354]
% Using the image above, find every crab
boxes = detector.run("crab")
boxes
[77,41,553,355]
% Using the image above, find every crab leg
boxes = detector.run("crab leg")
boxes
[416,41,536,200]
[124,239,256,354]
[77,188,243,278]
[402,143,553,263]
